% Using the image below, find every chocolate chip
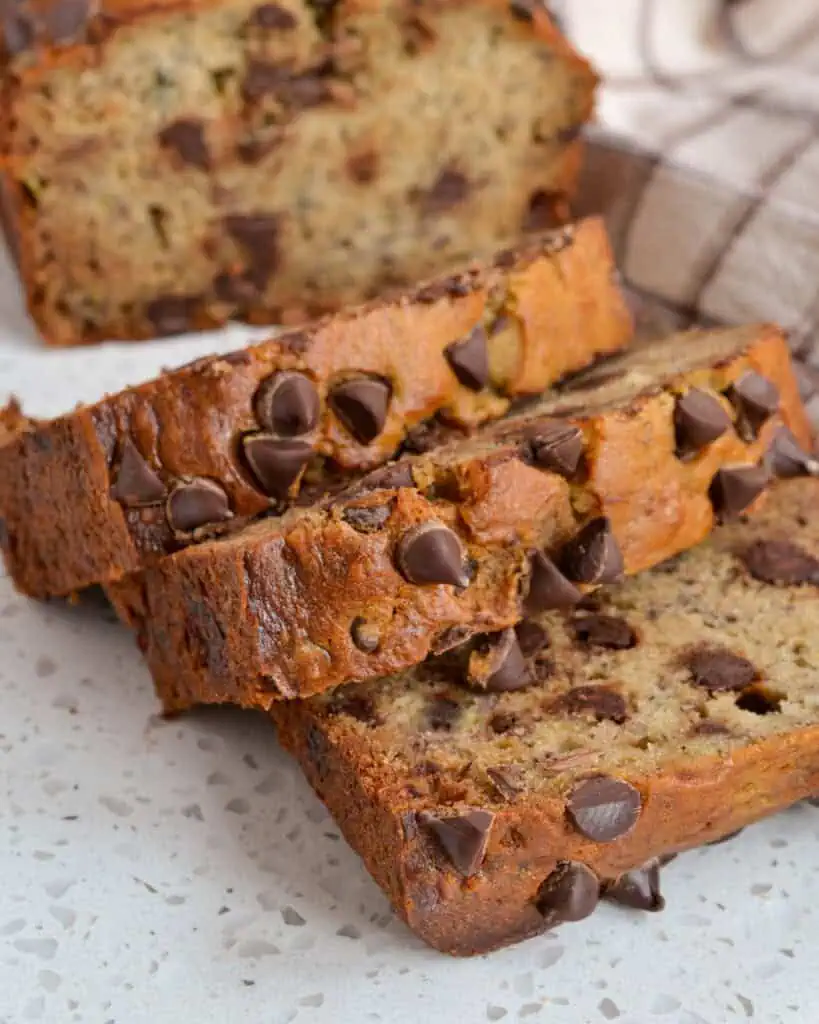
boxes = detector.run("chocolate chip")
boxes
[562,518,625,585]
[515,620,549,656]
[342,502,393,533]
[158,119,211,170]
[254,371,320,437]
[674,388,731,451]
[5,0,92,51]
[740,539,819,586]
[167,478,233,534]
[526,423,584,478]
[417,809,494,876]
[488,711,518,735]
[248,2,297,29]
[525,551,583,612]
[415,168,471,215]
[426,696,461,731]
[431,624,476,655]
[467,629,531,693]
[485,767,522,802]
[349,617,380,653]
[523,190,560,233]
[356,461,414,493]
[346,150,379,184]
[110,439,166,507]
[555,685,628,724]
[536,862,599,927]
[767,426,819,478]
[573,614,637,650]
[326,691,377,724]
[396,522,469,587]
[213,271,259,304]
[726,372,779,437]
[146,294,200,335]
[566,776,641,842]
[603,860,665,912]
[686,648,757,693]
[224,214,281,290]
[242,60,330,106]
[709,464,770,520]
[330,378,391,444]
[692,719,731,736]
[509,0,535,21]
[242,435,312,498]
[444,326,490,391]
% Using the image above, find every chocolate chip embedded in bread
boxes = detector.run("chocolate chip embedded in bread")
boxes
[555,685,628,724]
[342,502,393,533]
[4,0,91,53]
[515,620,549,656]
[485,766,522,803]
[726,371,780,439]
[740,539,819,586]
[242,435,312,498]
[329,377,391,444]
[224,214,281,290]
[572,614,637,651]
[603,859,665,912]
[415,168,471,216]
[350,617,380,653]
[158,119,211,170]
[535,862,599,927]
[248,3,298,29]
[355,461,414,493]
[526,422,584,478]
[566,776,641,842]
[346,150,380,184]
[396,522,469,587]
[561,518,624,585]
[674,388,731,452]
[167,478,233,534]
[110,439,166,507]
[709,464,770,520]
[417,809,494,876]
[426,695,461,731]
[254,371,320,437]
[444,326,490,391]
[466,628,531,693]
[767,426,819,478]
[525,551,583,612]
[686,648,757,693]
[145,294,201,336]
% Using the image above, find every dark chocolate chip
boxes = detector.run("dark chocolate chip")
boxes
[326,691,377,724]
[346,150,379,184]
[158,119,211,170]
[467,629,531,693]
[431,624,476,655]
[6,0,92,51]
[527,423,584,478]
[248,2,297,29]
[708,827,745,846]
[740,539,819,586]
[444,326,490,391]
[523,190,560,234]
[485,767,522,802]
[417,809,494,876]
[709,464,770,520]
[535,862,600,927]
[342,502,393,533]
[692,719,731,736]
[562,518,625,585]
[254,371,320,437]
[242,60,330,106]
[603,859,665,912]
[566,776,641,842]
[556,685,628,724]
[145,294,200,336]
[415,168,471,215]
[515,620,549,657]
[726,371,780,437]
[242,435,312,498]
[110,439,166,507]
[572,614,637,651]
[350,617,380,653]
[674,388,731,451]
[525,551,583,612]
[488,711,518,735]
[426,696,461,731]
[330,378,391,444]
[356,461,414,493]
[224,214,281,290]
[686,648,757,693]
[767,426,819,478]
[167,478,233,534]
[396,522,469,587]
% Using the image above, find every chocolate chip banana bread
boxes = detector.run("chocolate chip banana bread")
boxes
[0,0,595,345]
[0,219,632,598]
[108,323,812,711]
[272,475,819,955]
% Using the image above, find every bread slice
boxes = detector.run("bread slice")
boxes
[0,0,595,345]
[272,476,819,955]
[0,219,631,598]
[107,323,811,710]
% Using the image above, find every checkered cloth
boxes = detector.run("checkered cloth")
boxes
[556,0,819,419]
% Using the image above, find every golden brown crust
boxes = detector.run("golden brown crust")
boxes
[0,219,632,597]
[107,324,812,709]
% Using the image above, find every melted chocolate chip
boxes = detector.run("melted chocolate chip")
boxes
[158,119,211,170]
[110,439,166,507]
[726,372,780,438]
[417,809,495,876]
[146,294,200,336]
[254,371,320,437]
[556,685,628,724]
[415,168,471,215]
[526,423,584,478]
[342,502,393,533]
[767,426,819,478]
[536,862,599,927]
[242,435,312,498]
[525,551,583,612]
[330,377,391,444]
[573,614,637,650]
[740,539,819,586]
[674,388,731,451]
[562,518,625,585]
[566,776,641,842]
[710,464,770,520]
[167,478,232,534]
[355,461,414,493]
[603,859,665,912]
[224,214,281,290]
[248,2,297,29]
[485,767,522,802]
[350,617,380,653]
[444,326,490,391]
[686,648,757,693]
[467,629,531,693]
[396,522,469,587]
[515,620,549,656]
[427,696,461,731]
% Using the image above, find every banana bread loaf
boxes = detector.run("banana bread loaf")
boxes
[0,0,596,345]
[0,218,632,597]
[273,476,819,955]
[108,323,811,710]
